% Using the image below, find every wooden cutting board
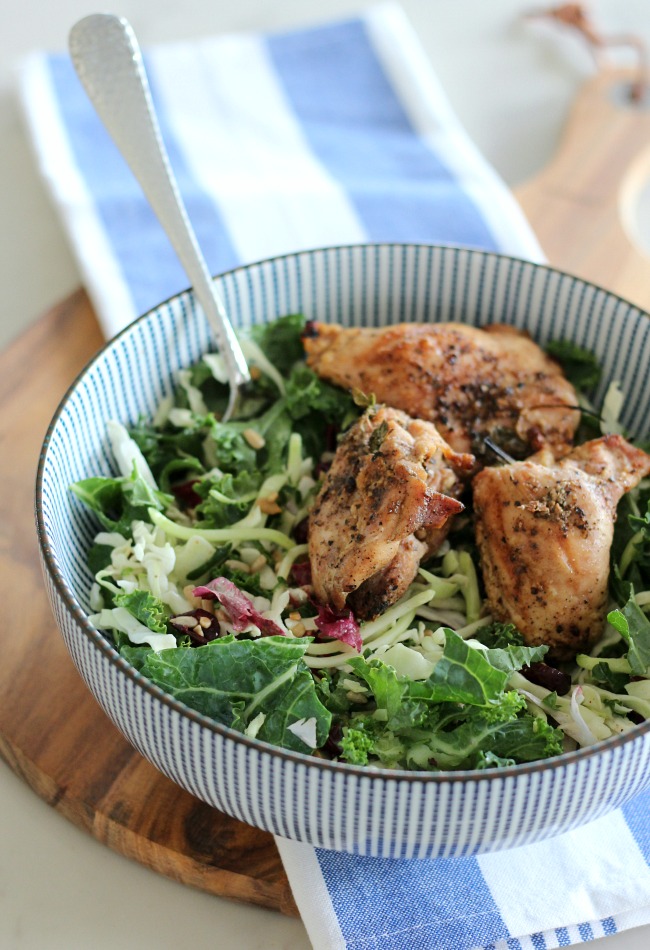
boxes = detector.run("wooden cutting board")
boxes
[515,67,650,313]
[0,289,299,916]
[0,66,647,918]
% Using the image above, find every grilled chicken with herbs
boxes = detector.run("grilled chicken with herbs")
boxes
[303,321,579,463]
[309,405,474,619]
[473,434,650,661]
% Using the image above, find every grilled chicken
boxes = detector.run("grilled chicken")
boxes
[473,435,650,661]
[303,321,579,462]
[309,406,474,619]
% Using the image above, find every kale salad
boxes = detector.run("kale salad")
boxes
[71,316,650,770]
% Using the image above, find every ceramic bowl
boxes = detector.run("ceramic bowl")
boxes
[36,244,650,858]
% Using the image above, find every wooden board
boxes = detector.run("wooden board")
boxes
[0,290,298,917]
[0,66,647,918]
[514,68,650,313]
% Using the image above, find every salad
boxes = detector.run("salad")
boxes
[71,315,650,771]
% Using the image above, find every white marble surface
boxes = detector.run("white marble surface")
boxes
[2,1,650,947]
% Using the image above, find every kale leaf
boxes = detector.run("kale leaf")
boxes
[113,589,169,634]
[545,339,602,391]
[472,621,525,650]
[333,632,562,770]
[141,636,331,753]
[607,590,650,675]
[71,466,171,535]
[249,313,308,375]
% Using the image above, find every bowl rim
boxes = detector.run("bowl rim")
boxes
[35,241,650,784]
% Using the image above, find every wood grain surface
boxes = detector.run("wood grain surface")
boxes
[514,69,650,312]
[0,65,647,919]
[0,290,298,917]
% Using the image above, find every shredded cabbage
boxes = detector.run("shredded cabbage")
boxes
[71,322,650,768]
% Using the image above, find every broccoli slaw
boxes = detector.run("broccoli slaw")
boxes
[71,315,650,770]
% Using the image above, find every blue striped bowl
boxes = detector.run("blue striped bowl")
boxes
[36,244,650,858]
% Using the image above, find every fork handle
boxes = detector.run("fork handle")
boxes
[69,13,251,412]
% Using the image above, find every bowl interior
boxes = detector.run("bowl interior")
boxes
[39,243,650,662]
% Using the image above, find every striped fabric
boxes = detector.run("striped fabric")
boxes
[278,786,650,948]
[19,2,541,338]
[21,5,650,949]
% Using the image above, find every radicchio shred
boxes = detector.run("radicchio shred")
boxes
[193,576,285,637]
[313,602,362,652]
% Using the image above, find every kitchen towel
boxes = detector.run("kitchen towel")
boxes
[18,3,650,948]
[19,1,541,338]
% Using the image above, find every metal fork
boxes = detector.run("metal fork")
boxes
[69,13,251,421]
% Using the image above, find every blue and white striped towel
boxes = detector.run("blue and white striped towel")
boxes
[19,2,541,337]
[19,4,650,948]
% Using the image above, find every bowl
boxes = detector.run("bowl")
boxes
[36,243,650,859]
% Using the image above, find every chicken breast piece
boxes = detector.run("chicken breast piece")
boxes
[303,321,579,461]
[473,435,650,661]
[309,405,474,619]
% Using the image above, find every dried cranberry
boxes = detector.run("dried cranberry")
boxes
[171,478,203,509]
[302,320,319,339]
[290,558,312,586]
[314,459,332,478]
[521,662,571,696]
[323,722,343,758]
[293,517,310,545]
[169,608,220,645]
[324,423,339,452]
